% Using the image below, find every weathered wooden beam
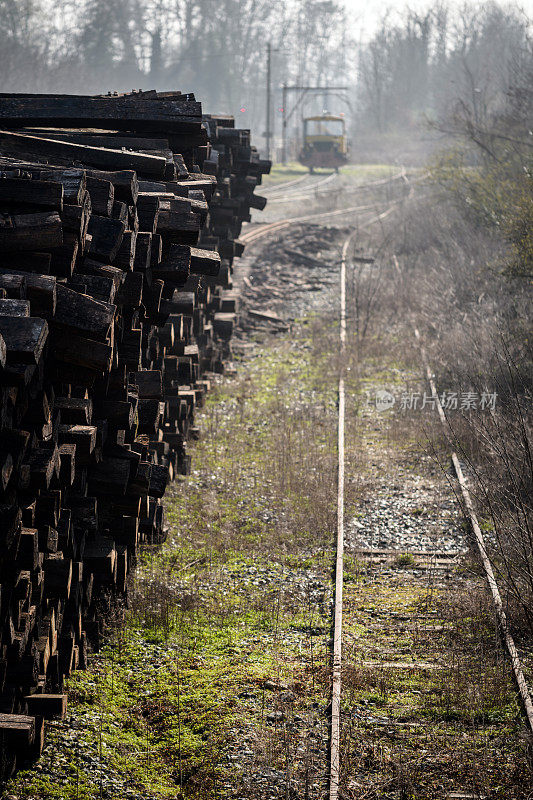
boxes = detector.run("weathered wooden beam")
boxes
[190,246,221,276]
[0,94,202,134]
[0,130,167,176]
[24,693,67,720]
[0,270,56,317]
[53,284,115,341]
[87,215,125,262]
[0,212,62,252]
[0,713,35,748]
[0,177,63,210]
[86,176,114,216]
[0,298,29,316]
[0,315,48,363]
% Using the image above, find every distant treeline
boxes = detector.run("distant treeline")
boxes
[0,0,349,129]
[0,0,530,141]
[356,2,532,134]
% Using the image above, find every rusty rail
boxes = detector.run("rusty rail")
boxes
[329,232,355,799]
[414,327,533,736]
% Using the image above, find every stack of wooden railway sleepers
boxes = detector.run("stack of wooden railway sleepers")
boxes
[0,90,270,776]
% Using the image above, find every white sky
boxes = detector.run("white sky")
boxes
[344,0,532,39]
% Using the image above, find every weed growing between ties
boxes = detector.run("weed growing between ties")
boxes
[4,315,354,800]
[340,575,531,799]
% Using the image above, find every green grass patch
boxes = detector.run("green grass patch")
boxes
[261,161,309,185]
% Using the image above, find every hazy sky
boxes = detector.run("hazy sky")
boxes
[345,0,533,37]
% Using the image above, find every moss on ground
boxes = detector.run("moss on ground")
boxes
[5,323,338,799]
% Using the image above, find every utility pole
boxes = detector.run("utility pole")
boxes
[281,83,287,165]
[265,42,272,160]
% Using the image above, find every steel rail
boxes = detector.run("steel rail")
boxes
[329,231,355,800]
[241,170,410,246]
[260,173,311,195]
[414,328,533,736]
[241,200,383,244]
[261,166,406,203]
[241,195,400,245]
[267,172,338,203]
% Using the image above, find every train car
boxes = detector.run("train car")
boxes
[298,114,348,172]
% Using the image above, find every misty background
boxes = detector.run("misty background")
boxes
[0,0,531,160]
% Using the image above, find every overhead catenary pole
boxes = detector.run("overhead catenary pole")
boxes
[266,42,272,160]
[281,83,287,165]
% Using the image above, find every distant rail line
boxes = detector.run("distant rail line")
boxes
[262,168,407,205]
[260,172,311,195]
[266,172,338,203]
[241,191,405,246]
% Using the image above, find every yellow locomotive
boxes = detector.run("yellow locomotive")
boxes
[298,114,348,172]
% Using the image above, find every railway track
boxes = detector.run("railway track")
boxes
[238,170,533,795]
[260,172,322,196]
[240,176,408,797]
[263,168,406,206]
[266,172,338,203]
[242,169,411,246]
[241,191,404,246]
[4,159,524,796]
[265,168,407,205]
[415,329,533,737]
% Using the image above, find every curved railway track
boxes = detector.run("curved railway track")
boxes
[260,172,321,196]
[262,172,338,198]
[265,168,406,205]
[242,169,411,245]
[241,193,403,245]
[266,171,339,203]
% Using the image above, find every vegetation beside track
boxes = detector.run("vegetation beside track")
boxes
[341,572,531,798]
[340,352,532,797]
[4,156,531,797]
